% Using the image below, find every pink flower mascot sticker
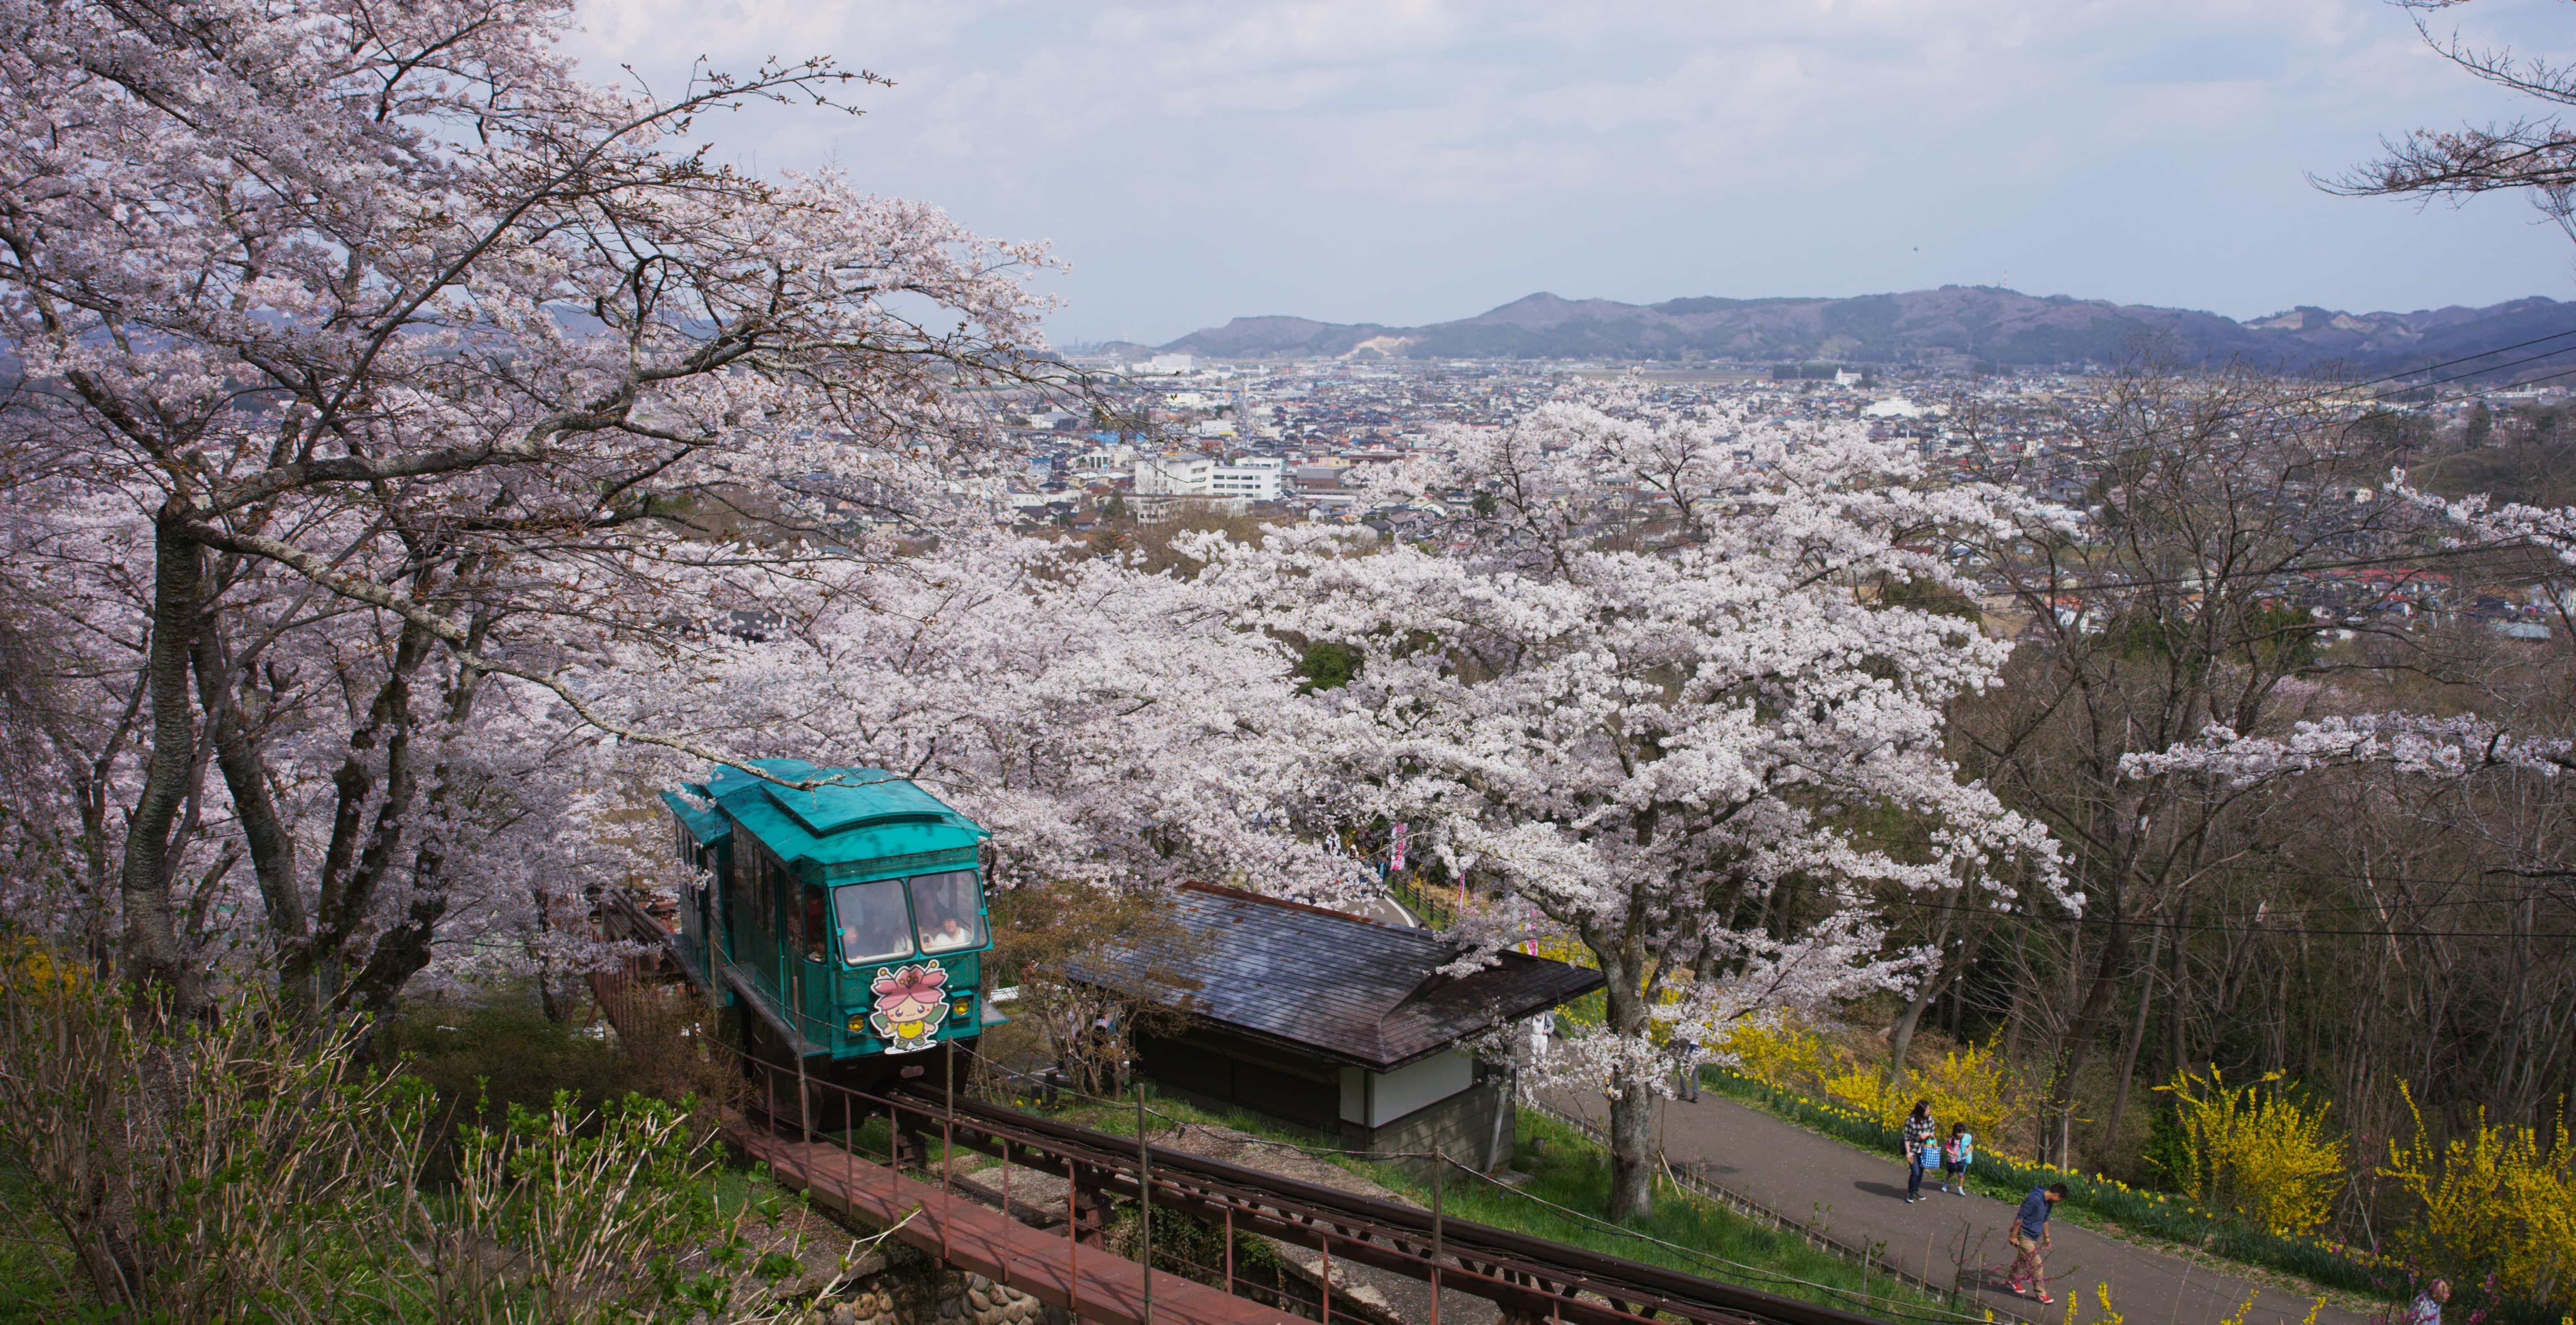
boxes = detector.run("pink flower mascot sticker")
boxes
[868,963,950,1053]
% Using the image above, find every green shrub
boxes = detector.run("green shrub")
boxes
[379,984,732,1175]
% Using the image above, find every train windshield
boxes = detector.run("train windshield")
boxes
[910,870,987,954]
[833,880,914,965]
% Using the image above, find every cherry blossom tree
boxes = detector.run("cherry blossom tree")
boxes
[2329,1,2576,242]
[593,530,1371,903]
[1200,395,2063,1220]
[2123,712,2575,786]
[0,0,1057,1018]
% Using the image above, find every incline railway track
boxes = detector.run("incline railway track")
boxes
[596,892,1917,1325]
[901,1082,1907,1325]
[727,1058,1902,1325]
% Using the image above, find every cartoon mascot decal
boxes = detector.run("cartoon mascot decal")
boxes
[869,963,949,1054]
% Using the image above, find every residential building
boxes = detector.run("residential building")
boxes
[1210,457,1285,501]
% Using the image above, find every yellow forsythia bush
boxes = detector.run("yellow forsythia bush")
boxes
[1713,1018,1837,1093]
[1734,1018,2023,1144]
[0,937,85,1000]
[1825,1039,2024,1141]
[2157,1068,2344,1238]
[1823,1063,1910,1128]
[2383,1082,2576,1306]
[1914,1039,2021,1145]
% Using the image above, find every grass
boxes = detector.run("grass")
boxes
[0,1164,73,1325]
[0,987,800,1325]
[1015,1083,1989,1325]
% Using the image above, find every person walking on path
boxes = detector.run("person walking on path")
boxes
[2006,1182,2067,1304]
[2405,1280,2450,1325]
[1940,1122,1972,1195]
[1901,1100,1938,1203]
[1672,1038,1700,1102]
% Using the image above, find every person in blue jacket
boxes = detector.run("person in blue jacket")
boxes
[2006,1183,2067,1304]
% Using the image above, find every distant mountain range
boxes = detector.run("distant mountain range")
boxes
[1128,287,2576,378]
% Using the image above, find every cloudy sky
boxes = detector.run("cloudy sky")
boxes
[570,0,2576,346]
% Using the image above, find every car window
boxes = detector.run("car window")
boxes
[834,879,914,964]
[909,871,988,953]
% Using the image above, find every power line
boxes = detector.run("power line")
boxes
[2340,326,2576,395]
[1881,894,2576,940]
[2361,340,2576,403]
[1983,537,2541,597]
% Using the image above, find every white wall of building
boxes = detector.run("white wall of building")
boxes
[1337,1050,1476,1127]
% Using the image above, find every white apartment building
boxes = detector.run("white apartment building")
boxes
[1129,452,1284,517]
[1072,443,1136,474]
[1132,452,1226,519]
[1133,453,1216,496]
[1210,457,1285,501]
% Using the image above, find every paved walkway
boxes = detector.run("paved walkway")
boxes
[1545,1091,2373,1325]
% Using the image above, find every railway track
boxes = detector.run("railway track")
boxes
[597,893,1927,1325]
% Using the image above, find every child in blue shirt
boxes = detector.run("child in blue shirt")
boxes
[1940,1124,1972,1195]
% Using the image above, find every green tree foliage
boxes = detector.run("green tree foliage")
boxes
[1293,639,1363,693]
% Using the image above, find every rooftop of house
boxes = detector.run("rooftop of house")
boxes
[1067,882,1603,1072]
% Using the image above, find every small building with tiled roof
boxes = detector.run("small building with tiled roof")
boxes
[1066,883,1602,1169]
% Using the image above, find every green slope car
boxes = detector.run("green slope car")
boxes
[659,760,998,1089]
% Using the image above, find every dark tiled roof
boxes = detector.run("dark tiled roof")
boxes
[1068,883,1602,1071]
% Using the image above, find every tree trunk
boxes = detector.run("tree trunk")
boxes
[2162,897,2191,1079]
[2044,912,2127,1169]
[117,513,205,1017]
[283,620,429,1018]
[187,626,305,950]
[1887,898,1962,1078]
[1886,961,1953,1082]
[1601,966,1657,1221]
[1607,1055,1657,1222]
[2002,904,2032,1060]
[2102,919,2164,1157]
[1486,1061,1516,1173]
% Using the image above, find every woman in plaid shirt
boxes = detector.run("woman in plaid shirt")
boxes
[1901,1099,1938,1203]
